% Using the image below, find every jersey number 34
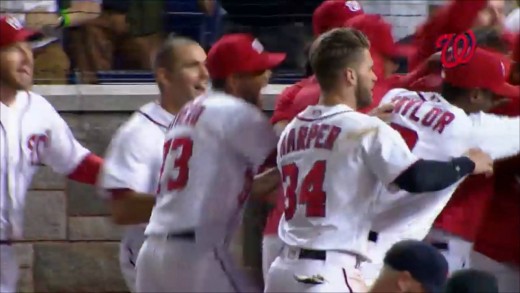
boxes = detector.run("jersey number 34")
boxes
[281,160,327,220]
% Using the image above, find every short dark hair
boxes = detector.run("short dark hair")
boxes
[152,34,198,72]
[441,82,471,102]
[441,82,493,102]
[310,28,370,92]
[444,269,499,293]
[211,79,226,91]
[473,27,509,54]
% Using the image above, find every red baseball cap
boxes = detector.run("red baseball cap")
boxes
[443,48,519,98]
[313,0,364,36]
[0,16,42,48]
[207,34,286,79]
[513,34,520,64]
[345,14,412,59]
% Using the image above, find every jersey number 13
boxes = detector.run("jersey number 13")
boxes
[158,137,193,193]
[281,160,327,220]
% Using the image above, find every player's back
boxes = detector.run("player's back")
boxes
[277,103,407,257]
[146,92,277,248]
[372,89,473,240]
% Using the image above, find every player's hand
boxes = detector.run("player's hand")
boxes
[368,104,394,123]
[464,148,493,176]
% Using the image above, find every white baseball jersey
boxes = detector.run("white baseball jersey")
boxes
[146,91,277,248]
[276,103,418,258]
[97,102,173,289]
[370,89,520,255]
[0,91,89,240]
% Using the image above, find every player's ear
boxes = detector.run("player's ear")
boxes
[396,271,415,293]
[155,67,170,88]
[226,74,241,95]
[344,67,357,86]
[468,88,482,103]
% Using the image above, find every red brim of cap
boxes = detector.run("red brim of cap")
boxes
[259,52,287,71]
[491,82,520,99]
[1,29,43,48]
[387,44,416,59]
[15,28,42,42]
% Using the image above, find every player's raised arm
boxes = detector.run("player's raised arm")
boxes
[38,102,102,185]
[363,121,493,193]
[469,112,520,160]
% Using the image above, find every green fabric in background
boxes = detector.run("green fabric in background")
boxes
[59,0,164,36]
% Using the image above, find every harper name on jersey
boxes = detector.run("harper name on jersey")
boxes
[278,122,341,156]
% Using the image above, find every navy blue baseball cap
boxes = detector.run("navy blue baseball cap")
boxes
[444,269,499,293]
[384,240,449,293]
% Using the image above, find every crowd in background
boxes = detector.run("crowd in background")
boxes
[3,0,517,85]
[1,1,519,292]
[0,0,324,84]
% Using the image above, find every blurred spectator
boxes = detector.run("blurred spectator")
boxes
[369,240,449,293]
[197,0,225,48]
[443,269,499,293]
[312,0,363,36]
[0,0,101,84]
[469,35,520,293]
[474,0,506,30]
[63,0,165,83]
[219,0,322,73]
[504,0,520,33]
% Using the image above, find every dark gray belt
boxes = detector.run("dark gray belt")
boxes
[165,230,195,241]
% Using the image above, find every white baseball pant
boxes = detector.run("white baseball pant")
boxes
[470,250,520,293]
[0,243,19,293]
[119,241,139,292]
[425,228,473,274]
[262,235,284,282]
[360,240,384,288]
[136,235,259,293]
[264,246,368,293]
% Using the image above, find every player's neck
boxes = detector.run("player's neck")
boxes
[446,96,470,113]
[160,94,185,115]
[0,84,17,107]
[319,92,357,110]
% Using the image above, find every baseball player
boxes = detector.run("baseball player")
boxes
[262,32,396,282]
[264,28,493,293]
[369,240,449,293]
[97,36,208,292]
[135,33,284,292]
[363,48,520,284]
[469,35,520,293]
[0,16,102,293]
[262,2,364,280]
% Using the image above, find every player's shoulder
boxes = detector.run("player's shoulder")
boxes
[203,91,266,121]
[292,104,380,130]
[113,104,167,147]
[204,91,250,108]
[380,88,412,104]
[26,90,57,112]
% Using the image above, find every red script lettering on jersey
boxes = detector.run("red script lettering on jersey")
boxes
[391,96,455,134]
[157,137,194,193]
[27,133,49,165]
[279,123,341,157]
